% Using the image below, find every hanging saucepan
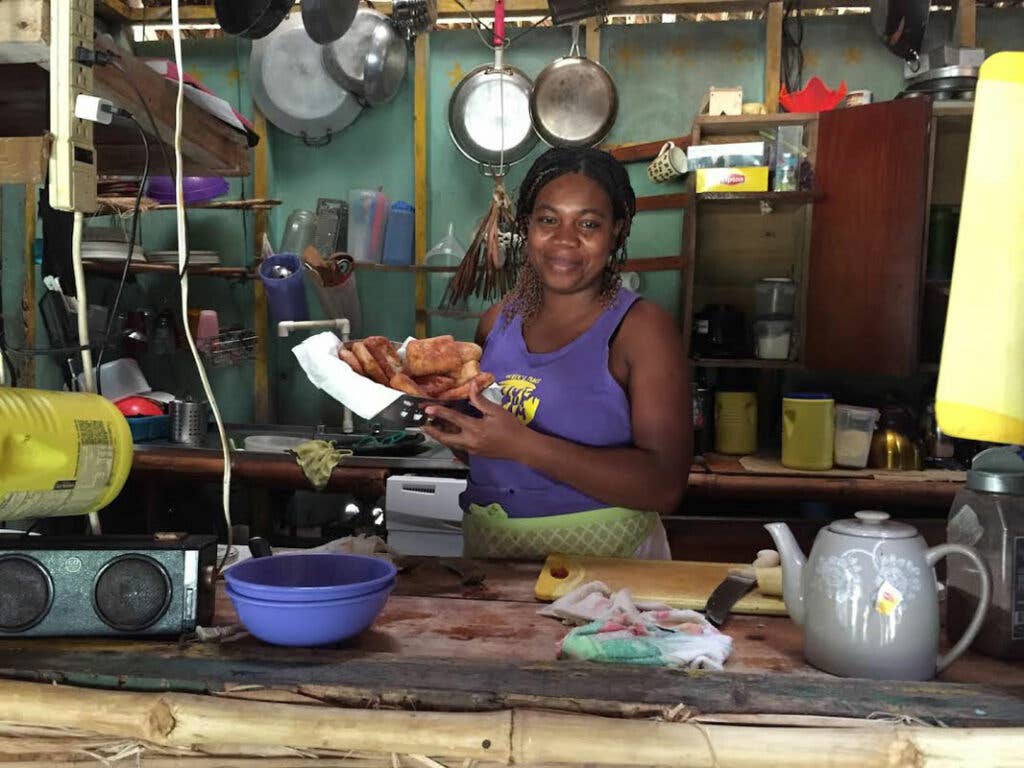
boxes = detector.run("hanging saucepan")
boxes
[214,0,293,40]
[322,9,408,107]
[530,23,617,148]
[448,0,538,174]
[870,0,930,65]
[301,0,360,45]
[251,14,363,146]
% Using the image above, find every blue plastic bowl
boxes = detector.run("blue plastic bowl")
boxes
[225,553,397,603]
[226,583,392,646]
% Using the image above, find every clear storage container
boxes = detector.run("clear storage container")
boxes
[279,209,316,256]
[833,404,880,469]
[754,319,792,360]
[755,277,796,318]
[348,190,390,263]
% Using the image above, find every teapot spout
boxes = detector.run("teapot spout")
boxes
[764,522,807,626]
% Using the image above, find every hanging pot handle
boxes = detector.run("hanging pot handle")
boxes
[570,22,581,57]
[492,0,506,68]
[926,543,991,672]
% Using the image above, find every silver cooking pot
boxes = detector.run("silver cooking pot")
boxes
[322,8,408,107]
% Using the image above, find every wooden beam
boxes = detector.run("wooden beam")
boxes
[604,136,692,163]
[21,183,36,388]
[0,0,49,65]
[636,192,691,211]
[414,34,429,340]
[252,108,270,423]
[585,19,601,64]
[0,136,50,185]
[764,1,783,113]
[953,0,976,47]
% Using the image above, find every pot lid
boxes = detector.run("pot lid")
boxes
[829,511,917,539]
[966,445,1024,495]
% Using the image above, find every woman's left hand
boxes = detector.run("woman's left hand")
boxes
[422,382,528,461]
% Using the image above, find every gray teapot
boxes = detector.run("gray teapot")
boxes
[765,512,991,680]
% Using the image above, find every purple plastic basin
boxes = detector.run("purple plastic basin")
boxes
[147,176,230,204]
[226,583,392,647]
[225,552,397,603]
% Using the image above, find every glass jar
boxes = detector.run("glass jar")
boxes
[279,209,316,256]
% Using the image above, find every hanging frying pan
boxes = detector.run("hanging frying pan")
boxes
[530,23,617,148]
[251,15,363,146]
[322,8,408,106]
[447,0,538,174]
[302,0,360,45]
[870,0,930,65]
[214,0,293,40]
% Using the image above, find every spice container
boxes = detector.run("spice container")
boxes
[754,319,792,360]
[833,404,880,469]
[715,391,757,455]
[782,393,835,470]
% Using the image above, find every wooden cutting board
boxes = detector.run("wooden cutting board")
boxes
[534,554,788,617]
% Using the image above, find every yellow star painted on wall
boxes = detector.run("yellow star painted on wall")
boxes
[843,47,863,65]
[226,66,241,87]
[447,62,465,89]
[186,66,206,84]
[612,43,639,69]
[729,38,753,63]
[803,49,821,70]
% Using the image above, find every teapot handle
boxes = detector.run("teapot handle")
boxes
[926,543,991,672]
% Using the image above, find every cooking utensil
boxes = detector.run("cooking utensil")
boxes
[447,0,537,172]
[214,0,292,40]
[391,0,438,40]
[767,512,990,680]
[322,8,408,107]
[547,0,605,25]
[705,550,780,627]
[530,24,618,148]
[870,0,930,64]
[250,14,363,145]
[226,551,397,603]
[168,399,208,446]
[534,555,787,616]
[301,0,360,45]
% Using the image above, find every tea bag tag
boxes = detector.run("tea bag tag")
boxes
[875,580,904,615]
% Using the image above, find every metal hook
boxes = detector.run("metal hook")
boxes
[301,130,333,147]
[570,23,582,57]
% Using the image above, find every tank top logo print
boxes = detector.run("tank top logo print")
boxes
[499,374,541,425]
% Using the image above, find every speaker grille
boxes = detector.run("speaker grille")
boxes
[94,555,171,631]
[0,555,53,632]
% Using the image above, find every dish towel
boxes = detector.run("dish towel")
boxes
[288,440,353,491]
[538,581,733,670]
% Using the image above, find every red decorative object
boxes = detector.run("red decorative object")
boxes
[115,396,164,417]
[779,77,848,113]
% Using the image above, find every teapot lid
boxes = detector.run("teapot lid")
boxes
[829,511,917,539]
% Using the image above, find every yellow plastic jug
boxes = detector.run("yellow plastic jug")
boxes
[937,52,1024,444]
[715,391,757,455]
[782,394,835,470]
[0,388,133,521]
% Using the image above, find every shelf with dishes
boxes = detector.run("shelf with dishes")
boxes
[81,258,251,280]
[95,197,282,215]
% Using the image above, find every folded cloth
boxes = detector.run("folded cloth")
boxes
[288,440,353,491]
[539,581,733,670]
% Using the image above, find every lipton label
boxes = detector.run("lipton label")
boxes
[724,172,747,185]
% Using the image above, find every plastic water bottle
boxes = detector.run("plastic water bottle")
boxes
[382,202,415,266]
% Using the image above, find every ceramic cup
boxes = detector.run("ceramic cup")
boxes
[647,141,688,183]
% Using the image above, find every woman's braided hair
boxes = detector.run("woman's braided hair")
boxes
[502,148,637,325]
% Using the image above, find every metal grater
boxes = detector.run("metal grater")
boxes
[312,198,348,257]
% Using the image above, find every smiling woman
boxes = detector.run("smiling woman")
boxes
[423,148,693,560]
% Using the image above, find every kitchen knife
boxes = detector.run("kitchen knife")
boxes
[704,566,757,628]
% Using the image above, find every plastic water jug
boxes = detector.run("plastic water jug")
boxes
[0,388,133,521]
[382,202,415,266]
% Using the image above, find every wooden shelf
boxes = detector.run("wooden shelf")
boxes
[354,262,459,273]
[636,193,691,212]
[695,112,817,136]
[95,197,281,215]
[623,255,688,272]
[82,259,251,279]
[696,191,818,204]
[0,134,50,184]
[604,136,693,164]
[692,357,801,369]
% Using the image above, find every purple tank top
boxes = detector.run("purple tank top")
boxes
[461,289,641,518]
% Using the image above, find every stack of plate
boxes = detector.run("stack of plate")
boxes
[147,250,221,266]
[899,66,978,101]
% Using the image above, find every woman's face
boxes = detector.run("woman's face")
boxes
[526,172,620,296]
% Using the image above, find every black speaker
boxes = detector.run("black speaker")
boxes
[0,533,217,636]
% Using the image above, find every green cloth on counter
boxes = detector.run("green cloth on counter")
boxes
[288,440,353,491]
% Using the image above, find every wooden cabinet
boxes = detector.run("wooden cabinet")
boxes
[804,99,933,377]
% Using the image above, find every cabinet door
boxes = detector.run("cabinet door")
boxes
[804,99,932,377]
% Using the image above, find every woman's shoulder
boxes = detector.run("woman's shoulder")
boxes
[613,297,685,364]
[475,302,506,345]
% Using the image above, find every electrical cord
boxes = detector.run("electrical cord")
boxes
[94,113,150,397]
[169,0,233,573]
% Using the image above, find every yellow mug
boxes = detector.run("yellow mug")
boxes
[782,394,835,470]
[715,391,757,455]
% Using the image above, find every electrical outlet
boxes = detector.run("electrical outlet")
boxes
[48,0,97,213]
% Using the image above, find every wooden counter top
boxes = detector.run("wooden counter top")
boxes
[1,557,1020,728]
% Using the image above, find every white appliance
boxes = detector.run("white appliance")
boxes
[384,475,466,556]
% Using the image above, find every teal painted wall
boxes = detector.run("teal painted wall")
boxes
[2,11,1022,426]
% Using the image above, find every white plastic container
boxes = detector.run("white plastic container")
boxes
[754,319,792,360]
[347,189,390,263]
[834,404,881,469]
[755,278,796,318]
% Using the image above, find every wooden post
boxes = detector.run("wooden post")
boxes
[764,1,783,113]
[21,184,35,387]
[585,19,601,64]
[414,34,429,339]
[953,0,977,47]
[252,108,271,423]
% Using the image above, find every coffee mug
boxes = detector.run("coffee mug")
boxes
[647,141,688,183]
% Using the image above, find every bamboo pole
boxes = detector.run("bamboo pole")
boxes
[764,1,782,113]
[413,34,429,339]
[0,680,1022,767]
[252,108,271,422]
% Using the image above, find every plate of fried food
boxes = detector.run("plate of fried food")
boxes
[336,335,497,427]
